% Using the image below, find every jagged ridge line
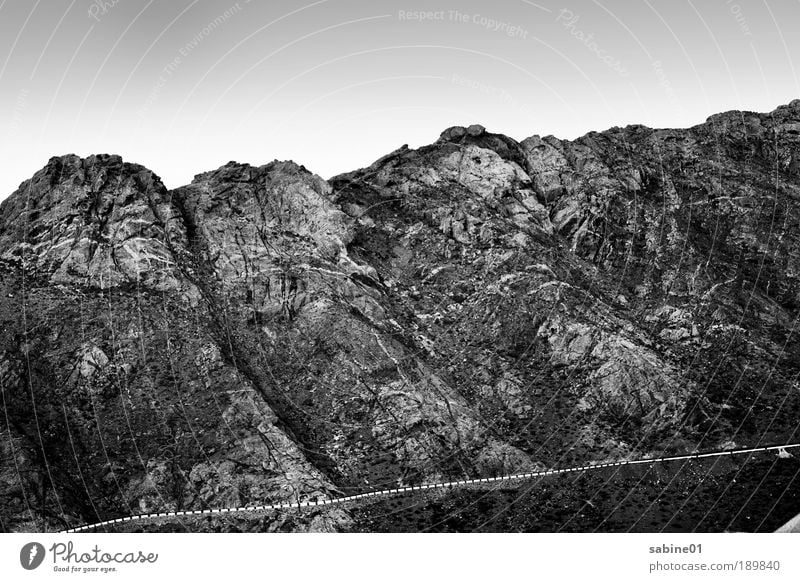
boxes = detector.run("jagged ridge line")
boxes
[61,442,800,533]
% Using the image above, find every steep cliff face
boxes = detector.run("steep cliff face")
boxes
[0,157,350,532]
[2,101,800,532]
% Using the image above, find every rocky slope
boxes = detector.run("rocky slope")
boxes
[2,101,800,532]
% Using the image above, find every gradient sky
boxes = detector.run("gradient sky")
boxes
[1,0,799,199]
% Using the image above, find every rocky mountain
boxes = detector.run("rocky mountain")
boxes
[2,101,800,532]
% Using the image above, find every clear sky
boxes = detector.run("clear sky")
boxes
[1,0,798,199]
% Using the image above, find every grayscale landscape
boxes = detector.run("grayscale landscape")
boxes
[2,101,800,532]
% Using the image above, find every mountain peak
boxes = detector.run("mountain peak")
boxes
[0,153,178,291]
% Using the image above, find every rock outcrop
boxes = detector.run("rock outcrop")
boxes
[2,100,800,532]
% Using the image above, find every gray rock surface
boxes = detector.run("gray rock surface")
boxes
[2,101,800,532]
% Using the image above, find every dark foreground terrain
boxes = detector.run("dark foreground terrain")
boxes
[2,100,800,532]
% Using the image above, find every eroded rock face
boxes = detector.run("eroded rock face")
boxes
[332,100,800,462]
[1,100,800,533]
[0,155,541,532]
[0,155,189,293]
[170,161,539,489]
